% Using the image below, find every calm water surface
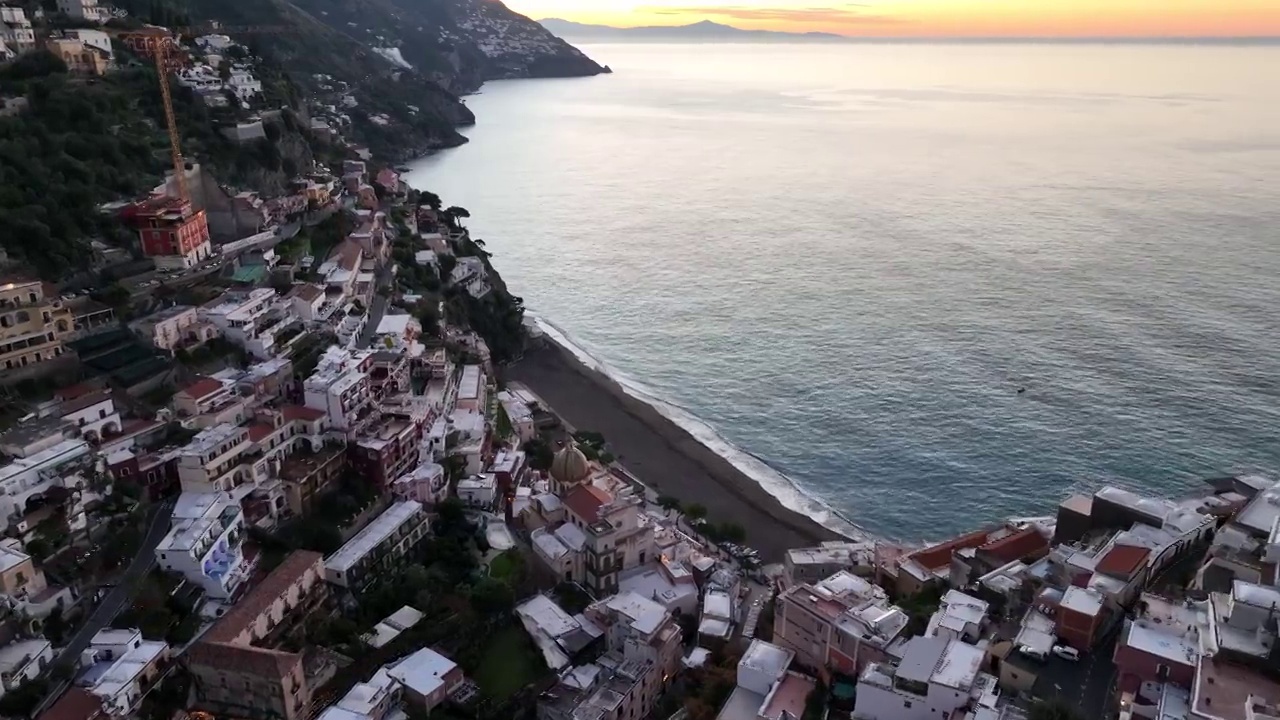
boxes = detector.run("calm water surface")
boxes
[406,43,1280,540]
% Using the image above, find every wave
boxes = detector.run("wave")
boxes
[530,313,872,542]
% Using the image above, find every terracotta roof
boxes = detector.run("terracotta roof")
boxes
[282,405,326,422]
[327,239,362,272]
[59,388,113,415]
[179,377,223,401]
[1095,545,1151,579]
[185,640,301,679]
[979,526,1050,564]
[204,550,324,644]
[563,484,611,524]
[247,423,275,443]
[289,284,323,302]
[906,528,994,571]
[54,383,100,402]
[38,688,105,720]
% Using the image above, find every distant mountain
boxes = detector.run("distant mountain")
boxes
[538,18,846,41]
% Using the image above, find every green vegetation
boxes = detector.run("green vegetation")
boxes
[521,438,554,471]
[897,586,944,636]
[471,625,543,700]
[0,55,169,278]
[487,550,521,581]
[657,495,682,512]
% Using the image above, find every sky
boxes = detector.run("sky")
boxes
[508,0,1280,37]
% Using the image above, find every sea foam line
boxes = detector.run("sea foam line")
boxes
[530,314,871,542]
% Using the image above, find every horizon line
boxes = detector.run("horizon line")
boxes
[536,18,1280,42]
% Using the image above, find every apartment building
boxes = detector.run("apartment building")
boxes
[75,629,170,718]
[0,538,70,618]
[175,424,251,492]
[155,492,252,600]
[773,571,909,679]
[578,593,681,711]
[390,462,447,506]
[128,196,212,270]
[323,501,430,590]
[0,421,92,530]
[455,364,486,412]
[57,0,109,24]
[304,347,375,435]
[0,277,72,375]
[173,377,240,420]
[853,636,994,720]
[496,390,536,442]
[351,415,422,489]
[537,654,652,720]
[784,542,877,587]
[131,305,219,353]
[186,552,325,720]
[714,640,817,720]
[0,638,52,692]
[53,388,121,443]
[279,441,346,517]
[200,289,288,360]
[45,39,109,75]
[0,7,34,54]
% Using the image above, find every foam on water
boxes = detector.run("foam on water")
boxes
[532,313,869,540]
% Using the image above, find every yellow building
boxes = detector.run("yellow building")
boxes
[0,278,72,373]
[45,38,109,76]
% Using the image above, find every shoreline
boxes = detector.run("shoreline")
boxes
[506,340,844,563]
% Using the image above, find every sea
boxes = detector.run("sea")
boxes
[404,41,1280,542]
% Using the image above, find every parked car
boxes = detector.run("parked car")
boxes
[1019,644,1048,662]
[1052,645,1081,662]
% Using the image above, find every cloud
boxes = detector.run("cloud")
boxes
[641,3,911,26]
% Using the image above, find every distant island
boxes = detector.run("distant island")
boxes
[537,18,847,42]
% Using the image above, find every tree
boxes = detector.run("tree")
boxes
[522,438,554,471]
[470,578,514,615]
[657,495,682,512]
[685,504,708,520]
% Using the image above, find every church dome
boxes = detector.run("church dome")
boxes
[550,444,591,486]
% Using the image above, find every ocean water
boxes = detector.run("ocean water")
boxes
[405,42,1280,542]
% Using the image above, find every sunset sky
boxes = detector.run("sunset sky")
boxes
[507,0,1280,37]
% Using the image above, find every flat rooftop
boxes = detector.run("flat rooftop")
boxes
[325,500,423,574]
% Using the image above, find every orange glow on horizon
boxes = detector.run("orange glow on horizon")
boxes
[508,0,1280,37]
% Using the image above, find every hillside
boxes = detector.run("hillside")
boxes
[538,18,846,41]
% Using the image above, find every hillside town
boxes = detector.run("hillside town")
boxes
[0,4,1274,720]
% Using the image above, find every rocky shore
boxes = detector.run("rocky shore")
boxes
[507,341,842,563]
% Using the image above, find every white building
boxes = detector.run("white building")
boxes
[227,67,262,100]
[199,288,289,359]
[455,364,486,412]
[53,388,121,443]
[853,637,991,720]
[323,501,429,590]
[303,346,375,435]
[175,424,251,492]
[0,6,35,54]
[516,594,604,670]
[76,628,170,717]
[456,475,496,508]
[195,34,235,52]
[390,462,446,506]
[155,492,252,600]
[925,590,989,643]
[618,560,699,617]
[0,638,52,693]
[57,0,108,24]
[496,390,535,442]
[0,425,92,529]
[715,639,817,720]
[449,257,490,298]
[65,28,112,57]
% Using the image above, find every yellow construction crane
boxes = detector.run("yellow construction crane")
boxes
[148,35,188,202]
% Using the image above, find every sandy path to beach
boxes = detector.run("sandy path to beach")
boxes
[506,343,841,562]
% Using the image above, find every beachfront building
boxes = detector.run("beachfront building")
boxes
[323,501,429,590]
[853,636,996,720]
[784,541,877,587]
[497,389,536,442]
[714,640,817,720]
[532,445,656,597]
[773,570,909,680]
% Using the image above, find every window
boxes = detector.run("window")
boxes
[903,701,912,709]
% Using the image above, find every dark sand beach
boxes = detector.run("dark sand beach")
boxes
[507,341,842,562]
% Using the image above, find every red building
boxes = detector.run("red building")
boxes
[106,448,179,500]
[350,415,422,489]
[1113,619,1198,694]
[127,196,212,270]
[1056,586,1108,649]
